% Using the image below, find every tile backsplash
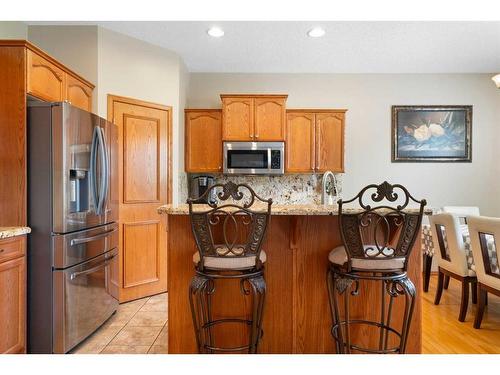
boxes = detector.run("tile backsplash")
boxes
[184,173,343,204]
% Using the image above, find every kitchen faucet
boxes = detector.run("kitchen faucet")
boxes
[321,171,338,205]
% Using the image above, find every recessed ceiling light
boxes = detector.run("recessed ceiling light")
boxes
[307,27,325,38]
[207,26,224,38]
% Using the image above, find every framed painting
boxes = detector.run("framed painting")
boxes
[392,105,472,162]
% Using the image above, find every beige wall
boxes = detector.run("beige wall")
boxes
[97,27,184,203]
[28,25,98,110]
[0,21,27,39]
[188,73,500,215]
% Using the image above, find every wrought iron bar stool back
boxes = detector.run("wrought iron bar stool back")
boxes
[187,181,272,353]
[327,181,426,354]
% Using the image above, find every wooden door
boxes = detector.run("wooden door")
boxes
[26,49,65,102]
[221,96,254,140]
[286,112,315,172]
[315,112,345,173]
[108,95,172,302]
[254,97,286,141]
[65,74,93,112]
[0,255,26,354]
[185,110,222,173]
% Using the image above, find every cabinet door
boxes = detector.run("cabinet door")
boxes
[315,112,345,173]
[26,49,65,102]
[254,97,286,141]
[222,97,254,140]
[0,255,26,354]
[286,112,315,172]
[185,110,222,173]
[65,73,93,112]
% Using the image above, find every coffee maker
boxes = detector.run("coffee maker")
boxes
[189,175,216,204]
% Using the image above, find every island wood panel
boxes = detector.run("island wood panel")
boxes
[109,95,172,302]
[65,73,92,112]
[185,110,222,173]
[167,214,421,354]
[254,97,286,141]
[315,112,345,173]
[285,112,315,172]
[26,49,65,102]
[221,97,254,140]
[0,255,26,354]
[0,46,26,227]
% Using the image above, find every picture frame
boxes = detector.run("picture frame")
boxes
[392,105,472,162]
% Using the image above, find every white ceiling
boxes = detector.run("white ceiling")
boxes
[29,21,500,73]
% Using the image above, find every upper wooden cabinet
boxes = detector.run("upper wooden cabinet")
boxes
[185,109,222,173]
[221,95,287,141]
[26,49,65,102]
[23,42,95,112]
[286,110,346,173]
[65,74,93,112]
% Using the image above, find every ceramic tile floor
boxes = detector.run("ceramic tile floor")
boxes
[70,292,168,354]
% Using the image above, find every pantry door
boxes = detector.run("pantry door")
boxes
[108,95,172,302]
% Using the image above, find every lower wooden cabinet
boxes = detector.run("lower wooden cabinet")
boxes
[0,236,26,354]
[185,109,222,173]
[286,110,346,173]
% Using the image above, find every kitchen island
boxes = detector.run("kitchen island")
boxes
[159,204,426,354]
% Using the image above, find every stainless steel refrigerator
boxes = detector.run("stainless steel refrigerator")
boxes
[27,102,119,353]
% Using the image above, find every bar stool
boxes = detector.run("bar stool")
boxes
[187,181,272,354]
[327,181,426,354]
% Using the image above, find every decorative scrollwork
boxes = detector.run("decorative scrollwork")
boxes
[190,274,210,291]
[248,276,266,294]
[334,276,354,294]
[338,181,426,272]
[188,182,272,271]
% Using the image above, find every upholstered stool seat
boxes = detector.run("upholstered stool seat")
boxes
[328,246,405,271]
[193,249,267,270]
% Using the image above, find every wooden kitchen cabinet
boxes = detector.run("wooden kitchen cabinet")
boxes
[254,97,286,141]
[65,73,93,112]
[25,43,94,112]
[286,110,346,173]
[0,236,26,354]
[26,49,65,102]
[185,109,222,173]
[221,94,287,141]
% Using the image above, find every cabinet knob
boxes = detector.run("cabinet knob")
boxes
[255,134,259,139]
[0,249,4,253]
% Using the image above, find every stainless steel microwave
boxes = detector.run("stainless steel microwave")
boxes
[223,141,285,175]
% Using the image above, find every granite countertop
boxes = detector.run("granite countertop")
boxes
[158,204,433,216]
[0,226,31,239]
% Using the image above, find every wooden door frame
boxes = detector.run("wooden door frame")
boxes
[107,94,173,204]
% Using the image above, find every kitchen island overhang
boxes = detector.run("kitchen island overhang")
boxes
[159,204,431,354]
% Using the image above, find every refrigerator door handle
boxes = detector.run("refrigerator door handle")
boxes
[95,126,107,215]
[69,228,117,246]
[97,127,109,215]
[69,254,116,280]
[89,127,99,215]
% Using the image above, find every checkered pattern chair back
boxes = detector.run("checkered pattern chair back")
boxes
[429,213,470,277]
[467,216,500,291]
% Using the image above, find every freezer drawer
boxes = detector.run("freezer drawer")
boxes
[52,222,118,269]
[52,248,118,354]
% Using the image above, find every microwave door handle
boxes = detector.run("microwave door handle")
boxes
[70,254,116,280]
[70,228,117,246]
[267,148,272,171]
[89,127,99,214]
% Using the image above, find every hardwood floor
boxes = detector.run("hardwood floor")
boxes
[423,275,500,353]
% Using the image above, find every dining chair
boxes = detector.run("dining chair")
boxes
[467,216,500,329]
[440,207,480,288]
[430,213,477,322]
